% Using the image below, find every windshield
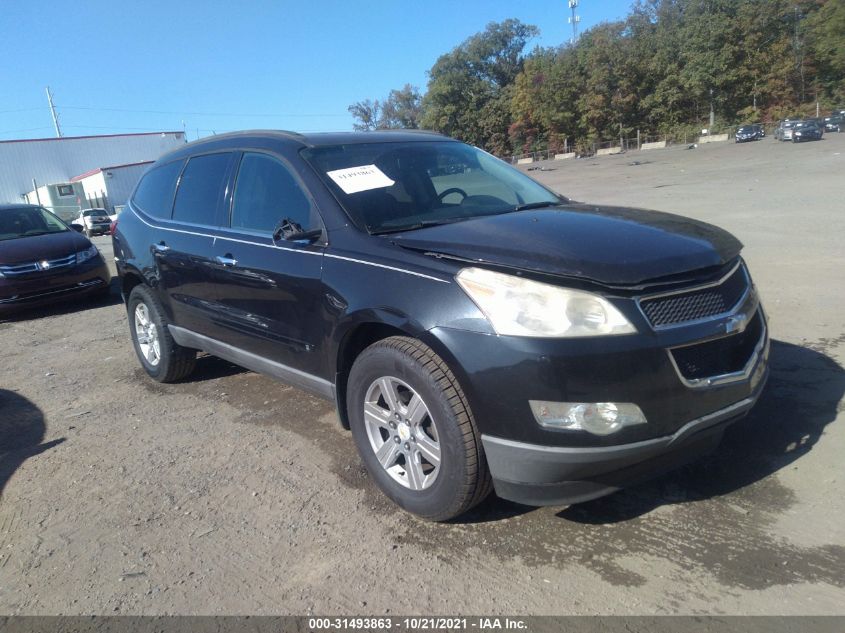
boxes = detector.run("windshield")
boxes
[302,141,563,234]
[0,206,69,241]
[83,209,108,217]
[738,126,757,132]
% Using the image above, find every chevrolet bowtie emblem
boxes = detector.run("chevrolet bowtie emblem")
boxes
[725,314,747,334]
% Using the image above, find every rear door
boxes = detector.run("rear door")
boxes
[155,151,236,337]
[211,150,327,377]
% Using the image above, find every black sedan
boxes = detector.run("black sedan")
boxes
[0,204,111,315]
[735,124,764,142]
[792,121,824,142]
[822,115,842,133]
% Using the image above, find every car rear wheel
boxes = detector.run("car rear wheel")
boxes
[347,336,491,521]
[128,285,196,382]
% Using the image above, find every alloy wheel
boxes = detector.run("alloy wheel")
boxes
[363,376,441,490]
[134,302,161,367]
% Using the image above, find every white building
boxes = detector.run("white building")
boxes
[70,160,154,215]
[0,131,186,211]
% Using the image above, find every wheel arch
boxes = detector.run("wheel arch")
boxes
[121,269,146,305]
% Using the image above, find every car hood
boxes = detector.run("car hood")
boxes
[391,204,743,286]
[0,230,89,265]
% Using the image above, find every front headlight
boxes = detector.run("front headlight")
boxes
[530,401,647,435]
[76,245,99,264]
[456,267,636,338]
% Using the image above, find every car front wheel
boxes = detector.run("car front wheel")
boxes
[347,336,491,521]
[128,285,196,382]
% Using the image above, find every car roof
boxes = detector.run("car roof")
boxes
[0,203,42,212]
[155,129,457,164]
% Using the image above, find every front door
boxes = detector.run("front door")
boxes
[211,151,327,378]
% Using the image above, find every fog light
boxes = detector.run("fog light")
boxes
[529,401,647,435]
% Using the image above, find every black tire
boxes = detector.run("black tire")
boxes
[127,285,196,383]
[347,336,492,521]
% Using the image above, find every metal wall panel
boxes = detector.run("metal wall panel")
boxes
[0,132,185,204]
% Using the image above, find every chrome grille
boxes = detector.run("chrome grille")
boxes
[639,263,749,328]
[0,253,77,276]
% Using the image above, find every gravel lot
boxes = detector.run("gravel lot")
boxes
[1,134,843,615]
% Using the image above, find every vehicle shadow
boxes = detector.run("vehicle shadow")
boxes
[0,277,122,323]
[187,354,249,383]
[460,339,843,524]
[0,389,65,499]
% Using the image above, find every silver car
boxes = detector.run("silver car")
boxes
[774,120,796,141]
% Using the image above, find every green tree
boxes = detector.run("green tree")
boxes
[381,85,423,129]
[348,99,381,131]
[808,0,845,103]
[420,19,539,152]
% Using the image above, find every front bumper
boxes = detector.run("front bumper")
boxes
[482,365,767,506]
[87,224,111,235]
[0,257,111,315]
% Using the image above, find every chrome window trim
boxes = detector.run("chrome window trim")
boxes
[636,260,750,330]
[129,205,450,284]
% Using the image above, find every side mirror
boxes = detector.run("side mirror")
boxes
[273,218,322,243]
[71,224,84,232]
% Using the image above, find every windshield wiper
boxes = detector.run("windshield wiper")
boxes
[370,217,470,235]
[512,201,560,212]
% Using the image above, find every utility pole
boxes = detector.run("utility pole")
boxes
[45,86,62,138]
[709,88,715,132]
[568,0,580,45]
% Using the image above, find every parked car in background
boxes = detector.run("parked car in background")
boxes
[0,204,111,315]
[113,130,769,521]
[735,124,764,142]
[774,120,797,141]
[792,121,824,142]
[73,208,113,237]
[822,115,842,133]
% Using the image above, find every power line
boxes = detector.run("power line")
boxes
[0,107,48,114]
[0,125,54,136]
[59,105,349,118]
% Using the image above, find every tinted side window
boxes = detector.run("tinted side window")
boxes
[132,160,183,218]
[172,153,232,225]
[231,152,312,232]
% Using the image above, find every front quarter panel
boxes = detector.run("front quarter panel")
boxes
[321,242,492,377]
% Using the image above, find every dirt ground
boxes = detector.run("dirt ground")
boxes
[1,134,843,615]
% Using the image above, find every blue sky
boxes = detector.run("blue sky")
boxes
[0,0,632,141]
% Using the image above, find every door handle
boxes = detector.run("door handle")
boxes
[152,242,170,253]
[215,255,238,267]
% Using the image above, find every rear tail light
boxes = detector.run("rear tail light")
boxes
[109,219,117,235]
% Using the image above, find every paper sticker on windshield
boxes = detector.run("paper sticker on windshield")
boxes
[326,165,394,194]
